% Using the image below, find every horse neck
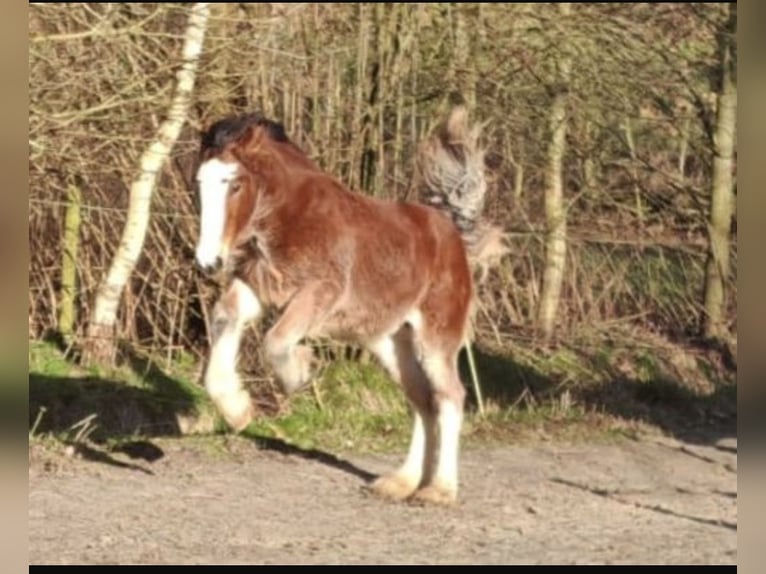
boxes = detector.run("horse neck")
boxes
[275,140,320,172]
[243,148,310,221]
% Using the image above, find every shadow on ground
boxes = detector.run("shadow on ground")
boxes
[248,434,377,482]
[29,332,736,476]
[29,338,378,480]
[29,336,207,444]
[459,344,736,447]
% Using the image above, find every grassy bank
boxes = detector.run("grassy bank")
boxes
[28,330,736,456]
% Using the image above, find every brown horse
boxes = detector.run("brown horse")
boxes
[194,107,503,505]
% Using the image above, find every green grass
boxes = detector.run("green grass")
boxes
[28,328,736,455]
[29,340,216,442]
[29,340,73,378]
[245,359,411,453]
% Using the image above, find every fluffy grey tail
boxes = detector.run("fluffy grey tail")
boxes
[417,106,508,281]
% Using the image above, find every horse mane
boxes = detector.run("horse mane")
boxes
[200,112,320,174]
[200,113,291,154]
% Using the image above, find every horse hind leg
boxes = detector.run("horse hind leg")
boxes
[366,325,437,501]
[410,334,466,506]
[205,279,262,432]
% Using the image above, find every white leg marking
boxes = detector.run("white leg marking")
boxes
[404,309,423,334]
[421,354,463,494]
[433,398,462,491]
[272,345,313,394]
[195,158,239,268]
[368,335,400,379]
[370,336,424,483]
[400,413,427,482]
[231,278,262,323]
[206,324,252,431]
[368,333,432,495]
[265,327,313,394]
[205,279,262,431]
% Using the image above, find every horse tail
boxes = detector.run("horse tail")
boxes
[416,106,509,282]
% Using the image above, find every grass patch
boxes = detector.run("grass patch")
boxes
[28,326,736,457]
[29,340,216,442]
[245,359,411,453]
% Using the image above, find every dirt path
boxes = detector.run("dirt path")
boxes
[29,434,737,565]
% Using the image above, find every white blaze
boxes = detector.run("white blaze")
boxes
[195,158,239,268]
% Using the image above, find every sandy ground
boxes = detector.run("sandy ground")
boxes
[28,432,736,565]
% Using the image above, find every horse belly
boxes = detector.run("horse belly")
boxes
[314,293,417,344]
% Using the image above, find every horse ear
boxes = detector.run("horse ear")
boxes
[235,124,265,152]
[237,124,255,146]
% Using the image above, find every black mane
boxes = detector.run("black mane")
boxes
[200,113,290,153]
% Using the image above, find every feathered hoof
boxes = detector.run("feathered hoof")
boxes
[367,473,419,501]
[224,406,254,433]
[277,345,314,395]
[409,483,458,507]
[216,390,254,433]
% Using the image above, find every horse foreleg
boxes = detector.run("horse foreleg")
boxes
[265,282,340,394]
[204,278,262,432]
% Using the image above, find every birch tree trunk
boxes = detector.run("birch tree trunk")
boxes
[703,3,736,342]
[83,3,210,366]
[537,3,572,341]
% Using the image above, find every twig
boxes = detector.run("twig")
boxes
[29,407,47,439]
[465,341,485,417]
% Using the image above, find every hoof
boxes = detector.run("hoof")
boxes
[215,390,254,433]
[409,483,458,507]
[224,406,253,433]
[367,473,419,501]
[277,345,314,395]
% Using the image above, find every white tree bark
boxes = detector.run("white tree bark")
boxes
[84,3,211,364]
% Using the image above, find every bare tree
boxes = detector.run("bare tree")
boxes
[57,182,81,341]
[703,3,736,342]
[83,3,211,365]
[537,3,572,341]
[28,4,736,379]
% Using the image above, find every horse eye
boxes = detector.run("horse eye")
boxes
[229,181,242,195]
